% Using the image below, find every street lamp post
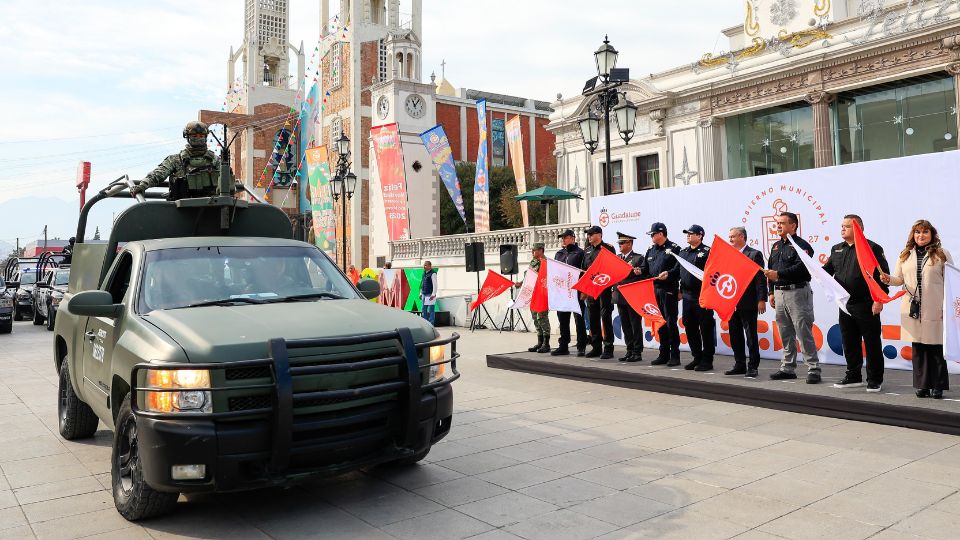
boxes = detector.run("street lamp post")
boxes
[578,36,638,194]
[329,133,357,270]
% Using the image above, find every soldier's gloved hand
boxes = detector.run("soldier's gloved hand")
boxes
[129,182,147,196]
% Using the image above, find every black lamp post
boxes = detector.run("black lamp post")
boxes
[329,133,357,270]
[578,36,638,194]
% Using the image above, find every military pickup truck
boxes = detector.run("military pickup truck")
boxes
[35,266,70,331]
[55,174,459,521]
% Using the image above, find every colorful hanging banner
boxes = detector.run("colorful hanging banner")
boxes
[304,146,337,257]
[474,99,491,233]
[420,125,466,225]
[299,83,322,212]
[506,115,529,227]
[371,123,411,241]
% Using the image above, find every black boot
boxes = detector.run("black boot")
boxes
[684,359,700,371]
[528,337,543,353]
[551,345,570,356]
[600,345,614,360]
[537,339,551,354]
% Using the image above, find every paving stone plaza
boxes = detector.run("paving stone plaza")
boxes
[2,323,959,539]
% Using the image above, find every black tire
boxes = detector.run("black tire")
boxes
[33,303,44,325]
[0,321,11,334]
[112,395,179,521]
[390,448,430,466]
[45,303,55,331]
[58,361,99,440]
[13,307,22,321]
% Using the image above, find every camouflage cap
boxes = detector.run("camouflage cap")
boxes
[183,121,209,138]
[531,242,545,251]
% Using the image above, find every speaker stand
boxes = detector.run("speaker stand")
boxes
[470,271,499,332]
[498,273,529,333]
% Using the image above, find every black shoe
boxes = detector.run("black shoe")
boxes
[576,349,587,357]
[770,371,797,381]
[694,364,714,372]
[684,360,700,371]
[619,351,633,362]
[725,366,747,376]
[528,337,543,353]
[585,347,601,358]
[650,356,669,366]
[600,346,614,360]
[626,353,642,363]
[806,372,822,384]
[866,383,882,393]
[550,347,570,357]
[932,389,943,399]
[537,340,551,354]
[666,357,681,367]
[745,369,759,379]
[916,389,930,398]
[832,376,865,388]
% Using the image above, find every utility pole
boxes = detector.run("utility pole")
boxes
[43,226,48,253]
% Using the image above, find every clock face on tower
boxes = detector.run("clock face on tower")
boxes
[405,93,425,119]
[376,96,389,120]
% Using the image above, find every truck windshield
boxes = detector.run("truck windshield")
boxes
[55,271,70,286]
[139,245,361,312]
[18,273,37,285]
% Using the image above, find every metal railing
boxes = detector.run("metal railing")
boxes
[389,222,591,262]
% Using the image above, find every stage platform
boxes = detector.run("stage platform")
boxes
[487,349,960,436]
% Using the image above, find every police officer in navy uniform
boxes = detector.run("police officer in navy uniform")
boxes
[641,222,682,366]
[553,229,588,356]
[581,225,616,359]
[679,225,716,371]
[611,232,645,362]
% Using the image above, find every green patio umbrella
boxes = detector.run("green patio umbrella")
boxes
[514,186,583,225]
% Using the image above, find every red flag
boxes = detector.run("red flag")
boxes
[530,258,549,312]
[618,279,666,335]
[699,235,763,322]
[573,248,632,299]
[852,220,905,304]
[470,270,514,310]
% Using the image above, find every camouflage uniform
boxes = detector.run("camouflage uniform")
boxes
[140,121,221,201]
[529,255,551,338]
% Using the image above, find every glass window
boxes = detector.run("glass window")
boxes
[834,73,957,165]
[601,160,623,195]
[139,246,359,313]
[636,154,659,190]
[725,102,814,179]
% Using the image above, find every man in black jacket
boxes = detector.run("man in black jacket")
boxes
[641,222,682,366]
[822,214,889,392]
[611,232,645,362]
[553,229,587,357]
[581,226,616,359]
[679,225,715,372]
[726,226,767,378]
[764,212,821,384]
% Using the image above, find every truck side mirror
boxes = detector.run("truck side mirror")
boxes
[68,290,123,318]
[356,278,381,300]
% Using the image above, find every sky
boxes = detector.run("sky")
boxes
[0,0,738,245]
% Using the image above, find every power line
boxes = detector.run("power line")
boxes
[0,124,185,145]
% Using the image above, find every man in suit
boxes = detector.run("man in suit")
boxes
[679,225,715,371]
[552,229,587,357]
[581,225,616,359]
[726,226,767,378]
[611,232,645,362]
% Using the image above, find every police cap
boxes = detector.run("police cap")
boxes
[646,222,667,236]
[584,225,603,236]
[682,224,705,236]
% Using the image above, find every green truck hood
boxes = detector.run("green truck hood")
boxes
[142,300,438,363]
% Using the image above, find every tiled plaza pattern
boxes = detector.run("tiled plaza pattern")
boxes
[1,322,959,539]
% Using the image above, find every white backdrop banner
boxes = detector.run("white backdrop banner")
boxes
[590,151,960,373]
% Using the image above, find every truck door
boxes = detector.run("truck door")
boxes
[81,252,134,419]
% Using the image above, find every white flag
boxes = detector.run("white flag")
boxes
[545,259,582,314]
[508,268,538,310]
[789,234,850,315]
[943,263,960,362]
[669,252,704,281]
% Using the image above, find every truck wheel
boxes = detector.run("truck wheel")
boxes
[0,321,11,334]
[46,303,55,331]
[390,448,430,466]
[58,361,99,440]
[13,307,22,321]
[32,304,44,325]
[112,395,179,521]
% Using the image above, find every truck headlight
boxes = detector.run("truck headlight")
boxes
[427,345,447,383]
[0,298,11,308]
[145,369,212,413]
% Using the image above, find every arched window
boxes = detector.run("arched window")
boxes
[406,52,414,79]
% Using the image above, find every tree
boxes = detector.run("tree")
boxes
[93,227,101,241]
[439,163,558,234]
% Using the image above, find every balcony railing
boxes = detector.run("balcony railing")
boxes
[389,222,590,262]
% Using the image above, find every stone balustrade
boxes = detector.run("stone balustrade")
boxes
[389,222,591,263]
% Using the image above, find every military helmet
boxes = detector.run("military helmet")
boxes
[182,121,209,139]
